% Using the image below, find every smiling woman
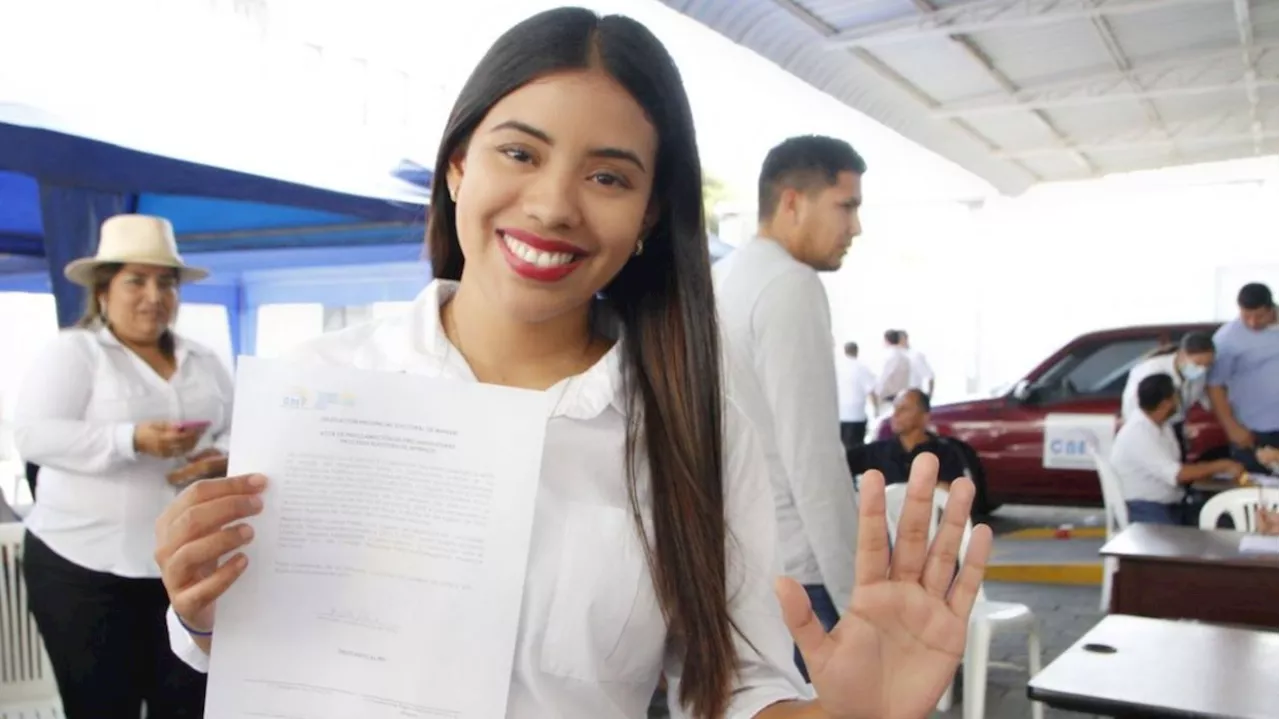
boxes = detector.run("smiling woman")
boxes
[155,7,992,719]
[15,214,234,719]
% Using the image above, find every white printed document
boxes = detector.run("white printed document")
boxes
[205,356,551,719]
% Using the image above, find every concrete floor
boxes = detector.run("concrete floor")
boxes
[647,581,1104,719]
[651,504,1113,719]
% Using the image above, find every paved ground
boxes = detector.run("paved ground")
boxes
[938,582,1103,718]
[983,504,1106,536]
[648,581,1104,719]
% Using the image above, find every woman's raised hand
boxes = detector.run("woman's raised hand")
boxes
[154,474,267,639]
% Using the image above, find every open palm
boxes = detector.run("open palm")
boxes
[778,455,993,719]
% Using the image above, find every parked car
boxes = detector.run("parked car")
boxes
[877,323,1228,512]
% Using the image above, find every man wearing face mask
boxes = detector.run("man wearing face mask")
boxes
[1111,373,1245,525]
[1208,282,1279,473]
[1120,332,1216,460]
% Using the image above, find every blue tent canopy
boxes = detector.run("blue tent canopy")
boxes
[0,101,431,330]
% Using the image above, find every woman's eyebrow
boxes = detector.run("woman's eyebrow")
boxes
[491,120,647,172]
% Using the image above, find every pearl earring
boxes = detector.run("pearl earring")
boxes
[634,238,645,257]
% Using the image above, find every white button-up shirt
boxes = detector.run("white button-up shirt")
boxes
[15,328,233,577]
[168,280,809,718]
[877,347,911,402]
[905,348,934,392]
[1120,352,1208,425]
[1110,412,1184,504]
[712,238,858,610]
[836,355,876,423]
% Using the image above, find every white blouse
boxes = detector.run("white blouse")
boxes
[168,280,809,718]
[15,327,234,578]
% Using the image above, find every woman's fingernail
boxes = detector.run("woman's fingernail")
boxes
[237,525,254,540]
[248,474,267,488]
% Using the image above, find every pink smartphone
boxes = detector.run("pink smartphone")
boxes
[176,420,212,432]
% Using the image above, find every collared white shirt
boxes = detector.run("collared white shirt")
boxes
[835,355,876,423]
[905,348,934,392]
[15,328,233,577]
[168,280,809,719]
[711,237,858,609]
[1120,353,1207,425]
[1110,412,1184,504]
[877,346,911,401]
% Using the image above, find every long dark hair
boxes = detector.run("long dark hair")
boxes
[426,8,733,717]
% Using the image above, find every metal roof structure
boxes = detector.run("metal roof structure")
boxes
[660,0,1279,195]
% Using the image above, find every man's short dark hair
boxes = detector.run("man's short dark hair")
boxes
[884,329,902,345]
[1179,331,1215,355]
[1238,282,1274,310]
[844,342,859,357]
[1137,373,1176,412]
[758,135,866,221]
[902,388,931,413]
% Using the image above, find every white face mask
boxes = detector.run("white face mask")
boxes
[1179,362,1206,382]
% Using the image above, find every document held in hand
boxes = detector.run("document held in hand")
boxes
[205,356,551,718]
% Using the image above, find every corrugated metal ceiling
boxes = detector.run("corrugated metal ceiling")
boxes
[661,0,1279,195]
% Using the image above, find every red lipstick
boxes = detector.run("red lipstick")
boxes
[496,228,586,283]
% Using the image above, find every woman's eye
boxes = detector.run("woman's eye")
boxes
[501,147,533,163]
[592,172,628,189]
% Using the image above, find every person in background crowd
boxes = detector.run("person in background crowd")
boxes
[14,214,233,719]
[1111,373,1244,525]
[876,329,911,405]
[714,134,864,678]
[1208,282,1279,474]
[848,389,968,488]
[899,330,935,396]
[155,11,993,719]
[1257,446,1279,473]
[1121,331,1216,459]
[836,341,877,451]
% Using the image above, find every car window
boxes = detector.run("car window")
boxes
[1034,337,1162,401]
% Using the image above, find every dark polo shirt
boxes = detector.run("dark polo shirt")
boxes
[847,432,969,486]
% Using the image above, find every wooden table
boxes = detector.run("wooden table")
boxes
[1101,524,1278,630]
[1028,614,1279,718]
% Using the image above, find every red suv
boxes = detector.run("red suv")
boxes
[880,323,1228,512]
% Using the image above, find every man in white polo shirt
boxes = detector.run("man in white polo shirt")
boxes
[713,135,863,680]
[1111,373,1244,525]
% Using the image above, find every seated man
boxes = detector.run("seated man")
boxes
[1112,373,1245,525]
[848,389,968,486]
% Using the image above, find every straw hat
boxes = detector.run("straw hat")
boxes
[64,214,209,287]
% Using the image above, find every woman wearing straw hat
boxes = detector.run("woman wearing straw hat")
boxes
[14,214,233,718]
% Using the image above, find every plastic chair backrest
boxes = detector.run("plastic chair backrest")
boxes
[0,522,60,705]
[883,483,984,602]
[1199,487,1280,532]
[1087,446,1129,539]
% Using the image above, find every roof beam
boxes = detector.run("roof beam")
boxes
[882,0,1097,172]
[998,131,1278,159]
[827,0,1220,48]
[1232,0,1264,154]
[934,43,1279,117]
[998,109,1280,156]
[1088,12,1174,153]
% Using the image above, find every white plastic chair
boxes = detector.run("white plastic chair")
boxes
[1087,446,1129,612]
[0,522,62,717]
[883,484,1044,719]
[1199,487,1280,532]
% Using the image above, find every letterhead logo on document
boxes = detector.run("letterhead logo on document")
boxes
[281,387,356,411]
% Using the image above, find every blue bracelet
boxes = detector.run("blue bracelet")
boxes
[176,612,214,637]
